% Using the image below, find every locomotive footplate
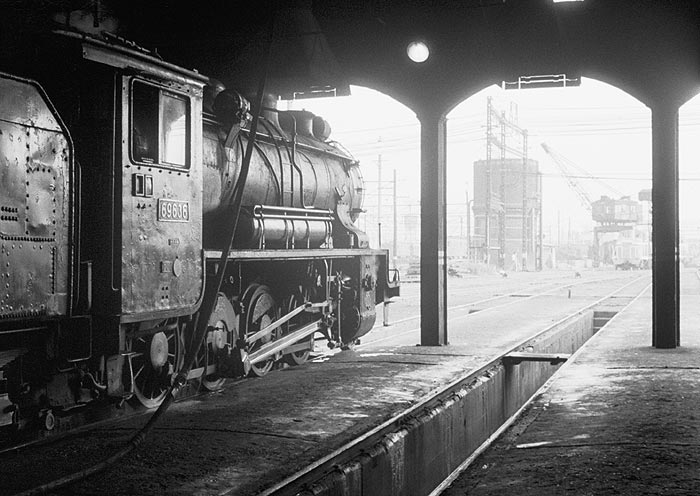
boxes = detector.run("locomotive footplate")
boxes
[204,247,390,262]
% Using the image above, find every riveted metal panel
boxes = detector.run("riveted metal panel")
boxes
[119,76,203,319]
[0,74,71,319]
[0,76,62,132]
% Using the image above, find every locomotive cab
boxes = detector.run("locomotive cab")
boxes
[119,71,205,319]
[82,36,208,404]
[1,31,209,426]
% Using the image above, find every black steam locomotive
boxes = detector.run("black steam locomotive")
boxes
[0,30,398,437]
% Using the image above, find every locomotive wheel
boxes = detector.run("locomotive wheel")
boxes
[242,284,279,377]
[193,293,238,391]
[282,292,314,366]
[128,321,181,408]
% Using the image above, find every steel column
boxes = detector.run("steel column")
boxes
[419,109,448,346]
[651,104,679,348]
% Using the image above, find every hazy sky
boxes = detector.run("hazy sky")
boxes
[284,78,700,241]
[447,79,652,237]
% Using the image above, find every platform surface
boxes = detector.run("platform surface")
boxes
[0,272,675,496]
[443,288,700,495]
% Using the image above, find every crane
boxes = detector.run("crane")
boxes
[539,142,640,268]
[540,143,593,210]
[540,142,623,211]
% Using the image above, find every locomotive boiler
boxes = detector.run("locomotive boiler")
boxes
[0,29,398,440]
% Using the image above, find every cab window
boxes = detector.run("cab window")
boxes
[162,94,187,166]
[131,80,189,168]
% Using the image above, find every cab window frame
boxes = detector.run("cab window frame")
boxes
[129,78,191,170]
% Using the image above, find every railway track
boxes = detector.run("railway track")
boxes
[259,274,651,496]
[0,273,607,455]
[1,272,651,495]
[358,271,648,349]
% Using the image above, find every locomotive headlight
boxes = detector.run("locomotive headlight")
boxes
[406,41,430,63]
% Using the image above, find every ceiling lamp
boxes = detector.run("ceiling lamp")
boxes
[406,41,430,63]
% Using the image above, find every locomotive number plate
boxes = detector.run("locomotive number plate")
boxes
[157,199,190,222]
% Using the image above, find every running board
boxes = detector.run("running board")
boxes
[248,320,322,366]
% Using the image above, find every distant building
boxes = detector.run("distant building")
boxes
[472,158,542,270]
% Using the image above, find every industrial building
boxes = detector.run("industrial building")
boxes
[472,158,542,271]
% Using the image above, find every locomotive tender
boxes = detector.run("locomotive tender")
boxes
[0,30,398,436]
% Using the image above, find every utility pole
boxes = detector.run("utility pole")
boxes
[557,210,561,247]
[486,97,529,268]
[486,98,492,265]
[377,146,382,248]
[499,110,506,269]
[393,168,398,266]
[538,171,543,271]
[522,130,528,269]
[466,187,471,261]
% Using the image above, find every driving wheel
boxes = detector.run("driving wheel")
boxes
[127,320,182,408]
[242,284,279,377]
[193,293,238,391]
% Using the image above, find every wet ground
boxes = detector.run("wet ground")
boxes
[0,270,656,495]
[442,289,700,496]
[2,348,482,495]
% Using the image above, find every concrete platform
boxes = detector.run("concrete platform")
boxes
[0,274,651,496]
[0,339,511,495]
[0,300,601,496]
[442,289,700,495]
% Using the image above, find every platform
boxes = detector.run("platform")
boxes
[0,328,517,495]
[1,287,601,496]
[443,289,700,495]
[0,276,675,496]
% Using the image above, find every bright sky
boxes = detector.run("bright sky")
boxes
[283,78,700,243]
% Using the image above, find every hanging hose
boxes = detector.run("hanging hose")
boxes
[11,19,275,496]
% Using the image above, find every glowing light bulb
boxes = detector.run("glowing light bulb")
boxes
[407,41,430,63]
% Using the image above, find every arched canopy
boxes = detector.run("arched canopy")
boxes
[5,1,695,117]
[317,0,700,116]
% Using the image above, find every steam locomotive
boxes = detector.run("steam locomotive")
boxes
[0,30,398,438]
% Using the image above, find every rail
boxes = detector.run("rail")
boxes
[361,273,644,347]
[254,275,650,496]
